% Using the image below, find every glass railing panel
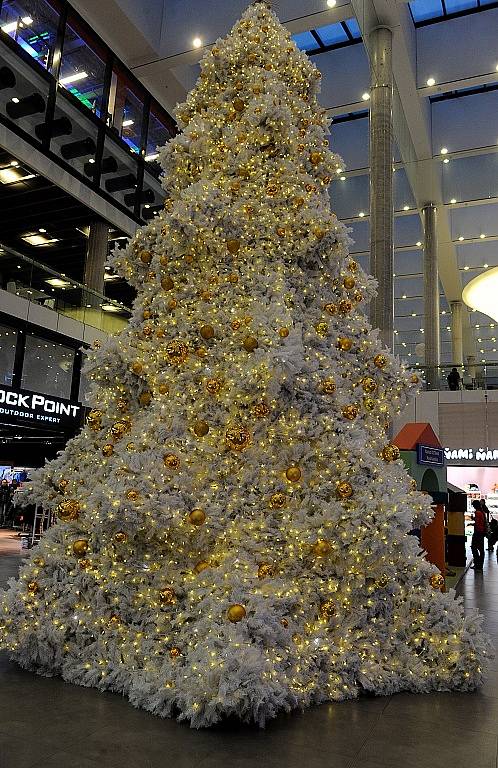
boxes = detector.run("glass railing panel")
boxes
[0,0,60,73]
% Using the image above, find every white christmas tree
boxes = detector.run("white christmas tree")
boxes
[0,2,491,728]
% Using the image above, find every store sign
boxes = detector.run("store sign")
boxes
[444,447,498,464]
[0,385,82,432]
[417,444,445,467]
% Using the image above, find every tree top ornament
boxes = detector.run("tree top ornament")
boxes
[0,1,491,729]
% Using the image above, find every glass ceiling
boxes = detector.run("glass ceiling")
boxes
[292,18,361,54]
[409,0,495,24]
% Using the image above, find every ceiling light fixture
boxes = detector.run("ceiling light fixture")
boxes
[23,233,59,246]
[45,277,70,288]
[463,267,498,324]
[122,119,134,127]
[362,92,370,101]
[450,198,456,204]
[464,265,469,270]
[11,97,19,104]
[480,233,486,239]
[426,77,436,87]
[443,158,449,164]
[59,71,88,86]
[403,205,409,211]
[192,37,202,48]
[440,147,448,155]
[327,0,337,6]
[458,236,464,241]
[358,211,365,218]
[145,153,159,162]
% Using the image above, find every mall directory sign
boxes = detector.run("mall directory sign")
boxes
[0,385,82,432]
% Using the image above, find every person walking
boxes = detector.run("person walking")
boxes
[447,367,461,391]
[0,480,11,527]
[471,499,487,570]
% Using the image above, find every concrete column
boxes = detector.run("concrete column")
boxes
[84,220,108,305]
[369,26,394,350]
[423,204,440,389]
[450,300,463,366]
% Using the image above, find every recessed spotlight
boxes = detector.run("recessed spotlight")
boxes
[480,233,486,239]
[443,158,449,164]
[464,265,469,270]
[38,228,46,233]
[88,158,95,164]
[440,147,448,155]
[441,310,446,315]
[450,198,456,204]
[427,77,436,87]
[458,236,464,241]
[340,175,346,181]
[411,312,417,317]
[416,241,422,247]
[192,37,202,48]
[11,97,19,104]
[402,294,407,299]
[10,160,19,166]
[362,92,370,101]
[327,0,337,6]
[403,205,410,211]
[358,211,365,218]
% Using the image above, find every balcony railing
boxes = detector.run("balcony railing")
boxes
[408,364,498,391]
[0,0,176,223]
[0,241,131,334]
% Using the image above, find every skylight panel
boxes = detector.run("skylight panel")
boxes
[409,0,444,22]
[444,0,477,12]
[314,22,349,46]
[291,31,320,52]
[344,18,361,38]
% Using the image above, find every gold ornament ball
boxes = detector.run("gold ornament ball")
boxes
[143,310,151,321]
[102,444,114,457]
[312,539,331,557]
[87,409,103,429]
[269,492,287,510]
[193,420,209,437]
[243,336,259,352]
[160,254,168,267]
[227,604,246,623]
[336,480,353,499]
[158,383,169,395]
[159,587,176,604]
[321,378,336,395]
[337,337,353,352]
[281,618,289,628]
[286,466,302,483]
[252,401,270,418]
[206,378,223,395]
[410,478,418,491]
[319,599,336,619]
[131,361,143,375]
[111,421,127,439]
[353,290,363,303]
[27,581,39,594]
[348,260,358,272]
[276,226,286,237]
[362,377,377,394]
[343,276,356,290]
[324,302,337,315]
[116,398,128,412]
[258,563,275,579]
[126,489,139,501]
[189,508,206,526]
[139,391,152,406]
[225,424,251,451]
[315,322,328,337]
[33,556,45,567]
[374,354,388,369]
[79,558,91,570]
[72,539,89,557]
[342,405,359,421]
[169,647,181,659]
[161,276,174,291]
[310,151,323,165]
[382,444,400,462]
[114,531,128,544]
[410,374,420,384]
[430,573,445,590]
[338,299,353,314]
[376,574,389,588]
[56,499,80,522]
[226,238,241,254]
[200,324,215,340]
[279,327,289,338]
[194,560,210,575]
[143,325,153,337]
[139,250,152,264]
[233,97,245,112]
[166,340,189,364]
[163,453,180,470]
[363,397,376,412]
[126,442,136,452]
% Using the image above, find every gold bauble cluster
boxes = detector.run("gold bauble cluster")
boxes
[362,377,377,394]
[321,378,336,394]
[102,444,114,457]
[87,409,103,430]
[166,340,188,364]
[342,405,358,421]
[374,354,388,369]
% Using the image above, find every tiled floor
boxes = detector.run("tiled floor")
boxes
[0,534,497,768]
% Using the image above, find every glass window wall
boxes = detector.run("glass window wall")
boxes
[108,65,144,155]
[60,13,107,117]
[0,324,18,386]
[0,0,61,71]
[21,333,74,397]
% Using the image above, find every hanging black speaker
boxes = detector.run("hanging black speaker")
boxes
[0,67,16,91]
[60,137,96,160]
[35,117,73,141]
[6,93,45,119]
[105,174,137,192]
[84,156,118,177]
[123,189,155,207]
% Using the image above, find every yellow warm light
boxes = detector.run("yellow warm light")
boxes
[462,267,498,323]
